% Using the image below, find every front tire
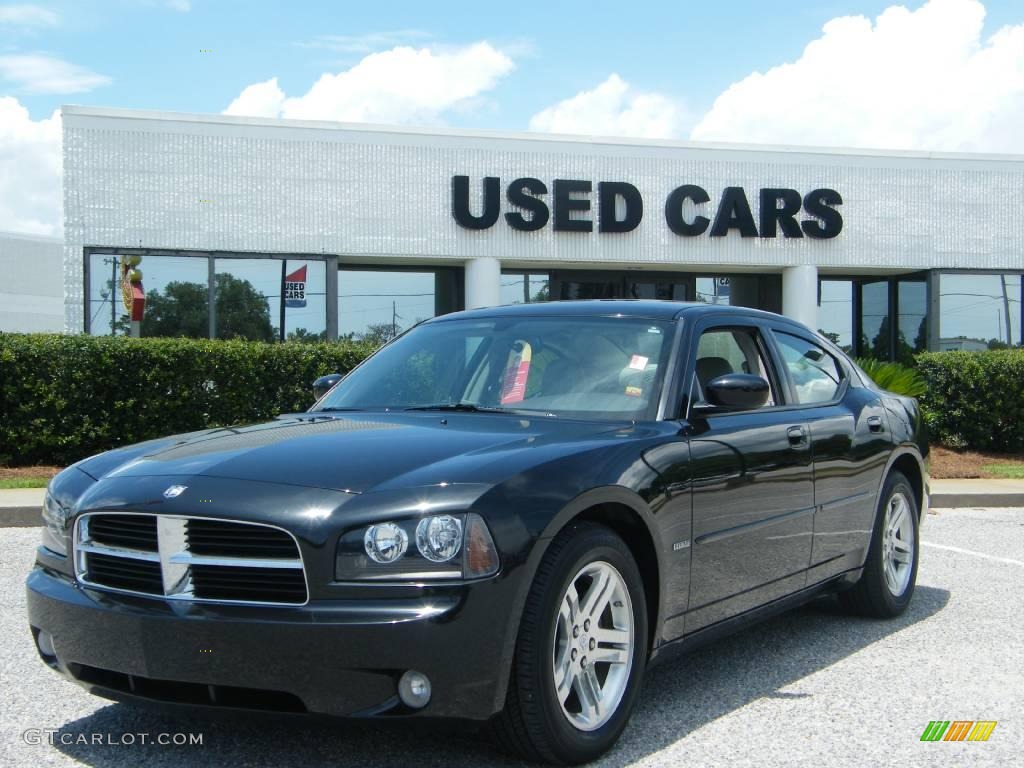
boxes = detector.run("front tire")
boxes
[839,471,920,618]
[492,522,648,765]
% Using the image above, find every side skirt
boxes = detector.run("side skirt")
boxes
[648,567,864,667]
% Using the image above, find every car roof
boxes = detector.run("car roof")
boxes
[431,299,797,325]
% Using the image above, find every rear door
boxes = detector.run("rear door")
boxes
[767,328,892,584]
[683,317,815,632]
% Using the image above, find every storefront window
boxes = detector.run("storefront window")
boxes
[338,269,459,345]
[858,281,890,360]
[896,280,927,364]
[939,273,1022,350]
[696,277,731,305]
[213,258,326,342]
[500,273,550,304]
[88,253,209,337]
[817,280,853,352]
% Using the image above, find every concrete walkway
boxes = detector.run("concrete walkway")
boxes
[2,479,1022,528]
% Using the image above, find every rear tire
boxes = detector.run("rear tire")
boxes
[839,471,919,618]
[491,522,648,765]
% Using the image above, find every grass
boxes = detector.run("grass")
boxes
[982,464,1024,480]
[0,477,50,489]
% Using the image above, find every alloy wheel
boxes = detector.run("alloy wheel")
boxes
[551,560,634,732]
[882,491,915,596]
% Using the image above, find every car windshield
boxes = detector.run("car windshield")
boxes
[313,315,675,421]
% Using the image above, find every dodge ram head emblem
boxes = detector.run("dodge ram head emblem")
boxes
[163,485,187,499]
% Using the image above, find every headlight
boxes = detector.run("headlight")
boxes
[336,512,499,581]
[41,491,70,556]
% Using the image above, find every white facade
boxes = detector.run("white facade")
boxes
[0,231,64,332]
[61,106,1024,335]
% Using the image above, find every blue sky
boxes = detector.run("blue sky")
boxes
[3,0,1022,125]
[3,0,1024,240]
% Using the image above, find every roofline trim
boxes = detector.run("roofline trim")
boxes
[59,105,1024,164]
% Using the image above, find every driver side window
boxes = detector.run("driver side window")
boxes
[692,328,777,408]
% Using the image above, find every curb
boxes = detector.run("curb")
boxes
[0,507,43,528]
[930,493,1024,509]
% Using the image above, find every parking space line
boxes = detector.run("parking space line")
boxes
[922,541,1024,567]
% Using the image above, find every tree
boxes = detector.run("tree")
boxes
[360,322,401,348]
[141,274,274,341]
[287,328,327,343]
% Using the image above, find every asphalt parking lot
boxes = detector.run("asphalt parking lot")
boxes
[2,507,1021,767]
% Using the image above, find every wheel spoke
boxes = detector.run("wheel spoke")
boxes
[590,645,629,666]
[573,669,601,723]
[553,656,574,704]
[884,557,894,587]
[893,548,911,565]
[888,499,907,536]
[593,626,630,646]
[563,583,580,625]
[581,567,613,622]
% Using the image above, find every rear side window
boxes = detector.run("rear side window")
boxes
[774,332,843,404]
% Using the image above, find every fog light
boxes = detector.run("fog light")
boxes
[398,670,431,709]
[36,630,56,658]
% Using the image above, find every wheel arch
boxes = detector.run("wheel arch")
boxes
[885,447,928,519]
[491,486,666,714]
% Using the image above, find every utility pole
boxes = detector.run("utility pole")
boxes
[523,274,530,304]
[1000,274,1013,346]
[392,301,397,339]
[279,260,287,342]
[111,256,117,335]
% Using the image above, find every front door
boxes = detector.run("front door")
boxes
[681,320,815,632]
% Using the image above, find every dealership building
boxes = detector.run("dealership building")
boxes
[44,106,1024,357]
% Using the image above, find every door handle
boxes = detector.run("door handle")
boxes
[787,425,808,446]
[867,415,884,433]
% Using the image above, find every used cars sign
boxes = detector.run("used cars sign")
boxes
[451,175,843,239]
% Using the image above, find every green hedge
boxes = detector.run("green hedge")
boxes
[916,350,1024,452]
[0,334,373,467]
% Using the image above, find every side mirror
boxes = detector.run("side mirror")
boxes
[312,372,343,401]
[694,373,770,414]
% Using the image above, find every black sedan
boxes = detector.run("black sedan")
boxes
[27,301,927,764]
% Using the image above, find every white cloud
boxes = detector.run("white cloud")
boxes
[165,0,190,11]
[224,77,285,118]
[0,96,61,236]
[691,0,1024,152]
[224,42,514,124]
[528,74,685,139]
[0,4,58,26]
[298,30,431,55]
[0,53,110,94]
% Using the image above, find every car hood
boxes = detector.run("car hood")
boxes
[78,412,631,494]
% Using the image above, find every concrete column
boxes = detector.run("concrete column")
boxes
[464,257,501,309]
[782,265,819,328]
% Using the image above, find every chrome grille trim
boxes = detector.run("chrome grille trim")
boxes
[74,512,309,606]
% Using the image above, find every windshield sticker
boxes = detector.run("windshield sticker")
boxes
[628,355,649,371]
[500,342,533,404]
[625,385,643,397]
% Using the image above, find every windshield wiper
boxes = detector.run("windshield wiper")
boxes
[405,403,496,413]
[405,403,556,417]
[315,407,366,412]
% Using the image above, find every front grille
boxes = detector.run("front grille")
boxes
[89,514,158,551]
[84,551,163,595]
[75,513,307,606]
[191,564,307,603]
[186,519,297,558]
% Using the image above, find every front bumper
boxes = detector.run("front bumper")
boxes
[27,564,511,720]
